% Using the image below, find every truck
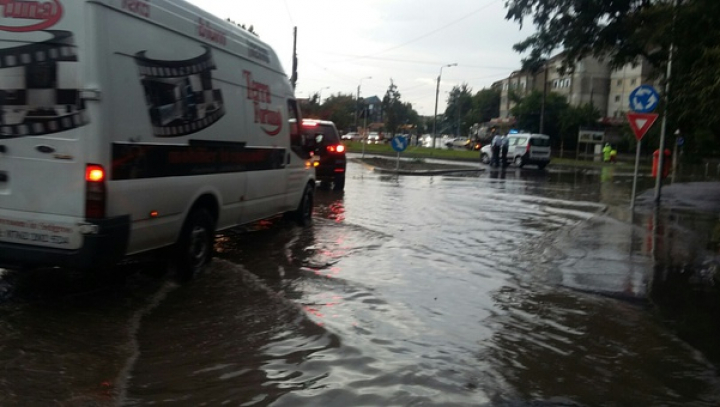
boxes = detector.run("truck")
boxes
[0,0,317,280]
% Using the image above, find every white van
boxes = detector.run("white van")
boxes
[0,0,316,279]
[481,133,552,169]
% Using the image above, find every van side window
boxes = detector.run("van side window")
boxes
[288,100,301,148]
[516,137,528,146]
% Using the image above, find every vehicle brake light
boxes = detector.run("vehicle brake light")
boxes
[86,165,105,182]
[327,145,345,153]
[85,164,106,219]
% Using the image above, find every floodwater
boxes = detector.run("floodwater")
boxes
[1,158,720,406]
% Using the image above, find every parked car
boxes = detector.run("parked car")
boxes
[479,133,551,169]
[341,132,359,141]
[301,119,346,190]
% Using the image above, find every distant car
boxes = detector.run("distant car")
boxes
[480,133,551,169]
[342,132,359,141]
[367,132,381,144]
[301,119,346,190]
[446,138,481,151]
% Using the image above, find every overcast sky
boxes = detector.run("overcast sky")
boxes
[187,0,533,116]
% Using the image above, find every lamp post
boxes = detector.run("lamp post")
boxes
[317,86,330,105]
[432,63,457,149]
[355,76,372,130]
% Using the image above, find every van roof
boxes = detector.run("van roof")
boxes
[95,0,284,73]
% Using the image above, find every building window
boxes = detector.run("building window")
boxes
[615,95,620,102]
[617,79,622,87]
[630,79,636,85]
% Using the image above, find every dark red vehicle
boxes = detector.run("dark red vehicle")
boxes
[301,119,346,190]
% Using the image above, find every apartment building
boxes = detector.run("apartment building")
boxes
[493,53,654,125]
[606,60,656,123]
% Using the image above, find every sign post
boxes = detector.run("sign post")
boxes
[391,135,409,172]
[627,111,659,209]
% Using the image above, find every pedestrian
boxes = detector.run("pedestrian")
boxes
[490,127,501,167]
[500,133,510,167]
[602,143,612,163]
[610,146,617,163]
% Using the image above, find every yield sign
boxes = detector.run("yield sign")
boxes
[626,112,659,141]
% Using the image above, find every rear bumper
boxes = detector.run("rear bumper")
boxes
[0,215,130,271]
[316,157,346,180]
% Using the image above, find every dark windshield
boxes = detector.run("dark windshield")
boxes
[302,124,340,146]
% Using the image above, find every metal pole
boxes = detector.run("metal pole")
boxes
[432,63,456,149]
[432,73,440,149]
[540,65,548,134]
[630,140,642,209]
[654,0,678,203]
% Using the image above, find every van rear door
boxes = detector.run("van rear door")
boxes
[0,29,88,250]
[529,135,551,160]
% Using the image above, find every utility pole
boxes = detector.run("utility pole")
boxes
[654,0,679,203]
[290,27,297,89]
[432,63,457,148]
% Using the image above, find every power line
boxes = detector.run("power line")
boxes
[332,0,503,64]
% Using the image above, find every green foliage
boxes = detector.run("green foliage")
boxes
[443,84,474,137]
[504,0,720,155]
[559,103,602,151]
[473,89,501,124]
[510,91,569,143]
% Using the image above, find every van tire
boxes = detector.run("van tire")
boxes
[174,208,215,282]
[333,174,345,191]
[292,184,314,226]
[481,153,490,165]
[514,156,524,168]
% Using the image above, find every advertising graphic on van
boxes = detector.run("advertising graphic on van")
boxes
[198,18,226,46]
[0,0,63,32]
[243,70,282,136]
[122,0,150,18]
[134,47,225,137]
[0,30,87,138]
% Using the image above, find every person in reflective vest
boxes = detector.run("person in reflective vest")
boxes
[603,143,612,162]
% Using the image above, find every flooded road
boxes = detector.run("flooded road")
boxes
[1,159,720,406]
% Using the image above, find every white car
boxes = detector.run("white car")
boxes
[480,133,551,169]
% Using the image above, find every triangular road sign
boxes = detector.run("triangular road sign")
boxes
[626,112,659,141]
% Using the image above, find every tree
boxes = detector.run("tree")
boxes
[381,80,422,135]
[510,91,569,145]
[319,93,356,133]
[443,84,474,137]
[558,103,602,153]
[504,0,720,152]
[472,88,501,124]
[226,19,259,36]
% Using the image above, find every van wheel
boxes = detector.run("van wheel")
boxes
[293,184,314,226]
[333,174,345,191]
[514,156,524,168]
[481,153,490,165]
[174,208,215,282]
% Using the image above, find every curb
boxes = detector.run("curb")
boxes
[353,158,485,176]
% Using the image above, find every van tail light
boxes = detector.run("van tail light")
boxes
[85,164,106,219]
[526,142,531,154]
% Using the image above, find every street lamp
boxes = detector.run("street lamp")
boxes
[317,86,330,105]
[432,63,457,149]
[355,76,372,129]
